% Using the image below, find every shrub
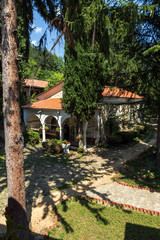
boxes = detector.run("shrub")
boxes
[119,131,137,143]
[77,147,84,153]
[42,141,51,150]
[25,130,40,145]
[137,125,145,133]
[107,135,123,146]
[50,143,63,154]
[51,138,60,144]
[42,138,63,154]
[133,137,141,143]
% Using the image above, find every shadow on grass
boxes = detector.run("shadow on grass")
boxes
[118,146,160,191]
[125,222,160,240]
[78,198,109,225]
[0,152,7,196]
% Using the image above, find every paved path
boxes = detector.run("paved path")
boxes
[86,126,160,212]
[86,182,160,212]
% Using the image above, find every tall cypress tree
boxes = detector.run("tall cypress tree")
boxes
[62,0,108,147]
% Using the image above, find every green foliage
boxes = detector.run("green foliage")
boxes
[63,0,108,123]
[48,198,160,240]
[144,40,160,54]
[42,138,63,154]
[44,72,64,90]
[77,147,84,153]
[21,45,64,81]
[25,130,40,146]
[118,146,160,190]
[50,138,61,144]
[63,46,107,121]
[107,124,150,146]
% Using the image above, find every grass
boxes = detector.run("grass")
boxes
[0,153,5,171]
[116,146,160,190]
[47,198,160,240]
[43,152,71,165]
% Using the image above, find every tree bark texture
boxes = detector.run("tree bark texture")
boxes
[156,106,160,168]
[1,0,29,238]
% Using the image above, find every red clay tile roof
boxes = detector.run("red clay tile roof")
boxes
[22,84,143,110]
[36,81,63,100]
[35,82,143,101]
[102,87,144,99]
[22,98,62,110]
[25,79,49,88]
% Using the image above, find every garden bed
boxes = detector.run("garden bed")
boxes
[47,198,160,240]
[116,146,160,191]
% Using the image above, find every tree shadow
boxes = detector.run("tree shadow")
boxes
[78,198,109,225]
[90,137,157,173]
[0,223,59,240]
[124,222,160,240]
[23,144,113,234]
[0,135,157,237]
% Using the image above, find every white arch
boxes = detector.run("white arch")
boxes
[26,113,40,122]
[62,115,74,125]
[43,114,58,123]
[26,114,41,131]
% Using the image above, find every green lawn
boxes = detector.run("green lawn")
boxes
[47,198,160,240]
[116,146,160,191]
[0,153,5,171]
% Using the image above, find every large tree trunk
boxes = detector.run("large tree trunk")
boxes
[156,106,160,168]
[2,1,29,239]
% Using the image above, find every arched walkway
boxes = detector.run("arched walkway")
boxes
[27,114,41,131]
[62,117,77,144]
[45,116,59,139]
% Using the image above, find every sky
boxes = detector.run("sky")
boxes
[30,11,65,58]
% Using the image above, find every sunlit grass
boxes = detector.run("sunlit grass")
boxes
[48,198,160,240]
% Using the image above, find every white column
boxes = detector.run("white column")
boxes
[96,112,100,145]
[83,121,88,150]
[58,116,63,141]
[42,122,46,142]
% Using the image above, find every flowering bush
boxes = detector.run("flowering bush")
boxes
[76,135,83,140]
[56,127,60,132]
[62,140,70,144]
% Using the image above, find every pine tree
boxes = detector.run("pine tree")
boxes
[106,1,160,166]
